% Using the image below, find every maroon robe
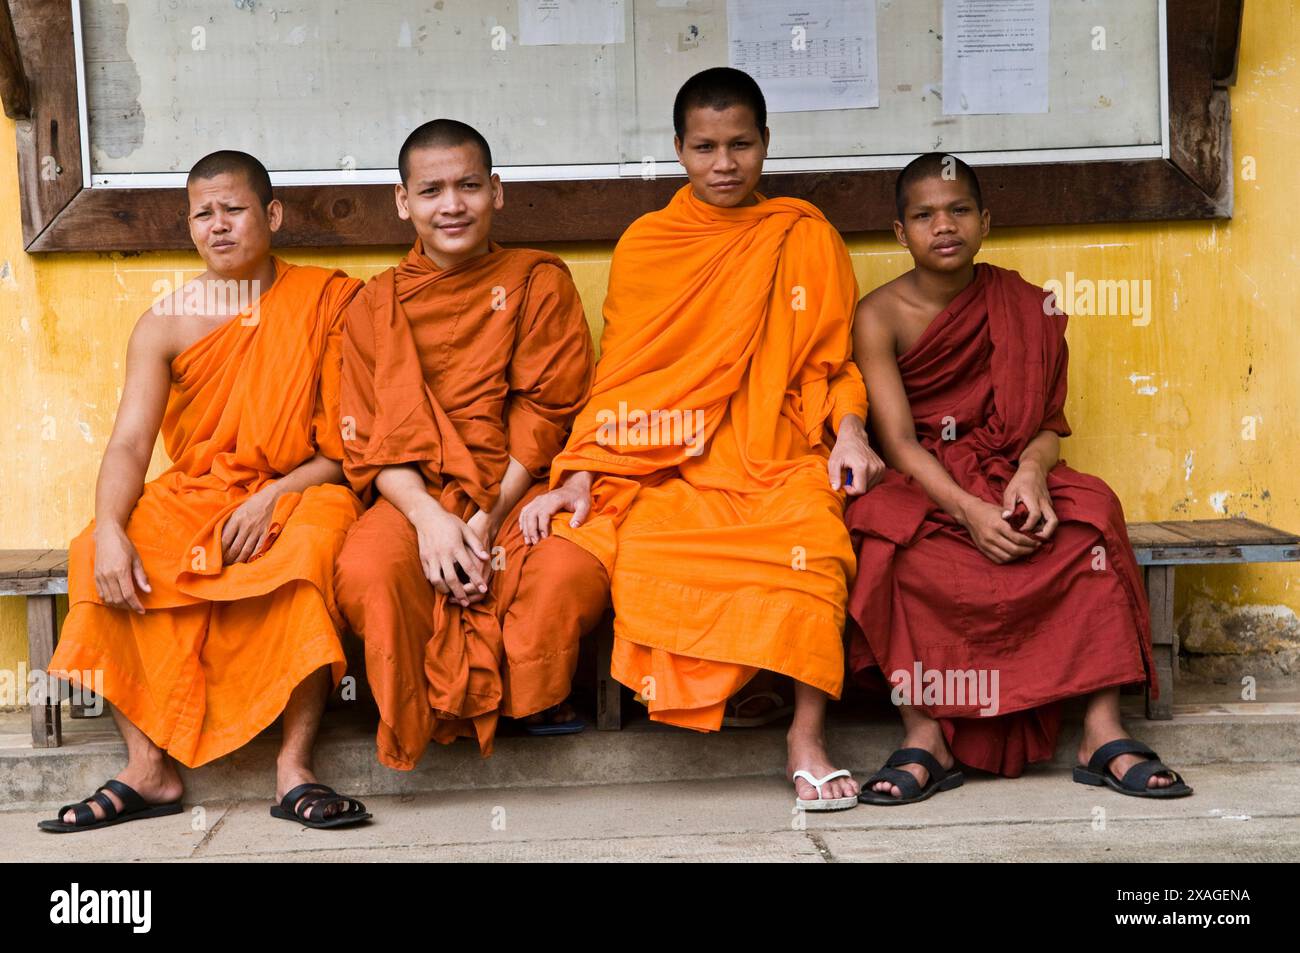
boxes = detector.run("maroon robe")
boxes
[845,263,1153,777]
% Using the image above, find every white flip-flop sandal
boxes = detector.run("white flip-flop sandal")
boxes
[792,768,859,811]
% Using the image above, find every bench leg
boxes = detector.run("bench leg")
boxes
[27,594,62,747]
[595,613,621,730]
[1144,566,1175,720]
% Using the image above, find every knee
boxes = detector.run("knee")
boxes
[334,514,417,611]
[526,538,610,614]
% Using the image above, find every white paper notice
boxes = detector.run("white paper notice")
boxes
[727,0,879,113]
[518,0,626,47]
[942,0,1049,115]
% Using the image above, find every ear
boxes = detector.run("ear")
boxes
[673,135,684,164]
[491,173,505,211]
[893,219,908,247]
[394,182,411,221]
[265,199,284,233]
[760,126,771,150]
[979,207,991,237]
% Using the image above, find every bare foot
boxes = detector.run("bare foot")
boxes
[1078,733,1177,790]
[870,723,954,799]
[787,727,858,803]
[276,760,344,822]
[524,701,580,728]
[61,756,183,824]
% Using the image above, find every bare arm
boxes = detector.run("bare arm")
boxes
[1000,429,1062,541]
[470,455,532,542]
[519,469,593,545]
[90,311,175,612]
[1019,429,1060,474]
[853,296,980,522]
[374,463,442,524]
[853,295,1040,563]
[218,452,348,564]
[374,464,490,606]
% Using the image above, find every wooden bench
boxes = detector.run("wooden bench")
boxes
[595,517,1300,729]
[0,549,74,747]
[8,518,1299,744]
[1126,517,1300,720]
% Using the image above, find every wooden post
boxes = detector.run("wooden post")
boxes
[1144,565,1175,720]
[0,0,30,120]
[595,612,621,730]
[26,594,61,746]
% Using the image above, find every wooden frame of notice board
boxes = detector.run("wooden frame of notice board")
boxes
[3,0,1243,253]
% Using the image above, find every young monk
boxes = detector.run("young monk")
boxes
[41,151,371,832]
[847,152,1192,803]
[519,68,882,811]
[333,120,605,770]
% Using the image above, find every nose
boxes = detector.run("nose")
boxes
[438,188,468,216]
[933,212,957,233]
[713,147,739,173]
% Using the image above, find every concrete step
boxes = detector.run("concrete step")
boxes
[3,677,1297,813]
[4,763,1299,862]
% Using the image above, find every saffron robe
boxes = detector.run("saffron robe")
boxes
[49,260,364,768]
[334,242,603,769]
[550,185,867,731]
[845,263,1153,777]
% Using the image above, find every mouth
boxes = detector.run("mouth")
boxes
[210,241,236,250]
[932,240,963,255]
[710,180,743,192]
[436,221,473,236]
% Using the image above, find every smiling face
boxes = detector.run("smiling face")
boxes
[186,172,281,278]
[894,174,990,273]
[673,104,769,208]
[396,143,502,270]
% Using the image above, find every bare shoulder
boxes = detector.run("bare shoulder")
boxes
[129,292,183,359]
[854,274,910,337]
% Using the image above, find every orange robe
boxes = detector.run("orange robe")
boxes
[334,241,605,769]
[550,186,867,731]
[49,260,364,768]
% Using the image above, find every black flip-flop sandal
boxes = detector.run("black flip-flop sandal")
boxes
[1073,739,1193,798]
[271,783,372,829]
[859,747,965,806]
[523,704,587,736]
[37,778,183,833]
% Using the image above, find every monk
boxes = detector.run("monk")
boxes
[847,152,1192,803]
[519,68,881,811]
[333,120,605,770]
[41,151,372,833]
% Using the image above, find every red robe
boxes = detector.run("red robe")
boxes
[845,263,1153,777]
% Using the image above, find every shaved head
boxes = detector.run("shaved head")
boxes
[673,67,767,140]
[187,150,273,207]
[398,119,493,184]
[896,152,983,220]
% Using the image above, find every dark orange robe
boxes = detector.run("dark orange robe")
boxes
[334,241,605,769]
[845,263,1153,777]
[549,186,867,731]
[49,260,364,768]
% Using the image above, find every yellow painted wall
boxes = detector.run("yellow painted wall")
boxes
[1,2,1296,677]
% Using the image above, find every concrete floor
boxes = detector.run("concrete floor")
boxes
[6,762,1297,862]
